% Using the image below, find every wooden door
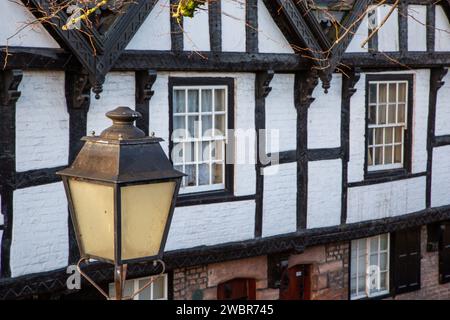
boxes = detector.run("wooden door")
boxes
[217,278,256,300]
[279,264,311,300]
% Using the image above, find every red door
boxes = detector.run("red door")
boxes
[279,264,311,300]
[217,278,256,300]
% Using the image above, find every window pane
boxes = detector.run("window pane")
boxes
[369,105,376,125]
[173,116,185,139]
[152,276,166,300]
[368,148,373,166]
[202,115,212,137]
[379,83,387,103]
[215,114,226,135]
[380,234,388,250]
[215,89,226,111]
[188,90,199,112]
[351,277,357,296]
[370,253,378,267]
[375,147,382,165]
[368,128,374,146]
[358,275,365,293]
[212,163,223,184]
[201,89,213,112]
[380,272,388,291]
[375,128,383,145]
[395,127,402,143]
[199,141,210,161]
[370,237,379,253]
[212,140,224,161]
[378,104,386,124]
[173,145,183,164]
[138,279,152,300]
[380,252,388,271]
[358,239,366,257]
[185,142,195,163]
[388,104,396,124]
[369,83,377,103]
[188,115,200,138]
[199,163,210,185]
[398,104,406,123]
[385,145,393,164]
[174,90,186,113]
[394,145,402,163]
[385,127,393,144]
[185,164,196,187]
[388,83,397,103]
[398,83,407,102]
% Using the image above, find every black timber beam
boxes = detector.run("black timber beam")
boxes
[341,52,450,69]
[262,0,327,68]
[115,51,310,72]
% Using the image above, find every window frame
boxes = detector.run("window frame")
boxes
[350,234,391,300]
[169,77,235,200]
[108,274,168,300]
[364,74,414,180]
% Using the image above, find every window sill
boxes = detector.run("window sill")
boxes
[365,168,408,181]
[176,190,255,207]
[347,170,427,188]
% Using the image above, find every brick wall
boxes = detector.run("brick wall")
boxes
[289,242,349,300]
[173,256,276,300]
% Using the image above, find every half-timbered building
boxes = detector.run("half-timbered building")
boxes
[1,0,450,300]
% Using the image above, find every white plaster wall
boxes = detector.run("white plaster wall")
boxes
[435,5,450,52]
[184,5,210,51]
[347,177,426,224]
[346,13,368,53]
[407,5,427,52]
[222,0,246,52]
[262,162,297,237]
[165,200,255,250]
[348,74,366,183]
[126,0,171,50]
[10,182,68,277]
[307,159,342,229]
[435,68,450,136]
[265,74,296,153]
[378,5,399,52]
[431,146,450,207]
[0,1,59,48]
[411,69,430,174]
[348,70,429,182]
[87,72,135,135]
[258,0,294,54]
[308,74,342,149]
[149,72,256,196]
[15,71,69,172]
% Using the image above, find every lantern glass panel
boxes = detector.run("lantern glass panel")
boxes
[120,181,176,260]
[68,179,115,261]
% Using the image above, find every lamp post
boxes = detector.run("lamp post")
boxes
[57,106,184,300]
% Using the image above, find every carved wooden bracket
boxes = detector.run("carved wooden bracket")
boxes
[433,67,449,91]
[297,70,319,108]
[343,68,361,100]
[255,70,275,100]
[0,70,23,106]
[136,70,158,104]
[65,71,91,111]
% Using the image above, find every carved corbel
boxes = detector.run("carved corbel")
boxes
[255,70,275,100]
[136,70,158,136]
[0,70,23,106]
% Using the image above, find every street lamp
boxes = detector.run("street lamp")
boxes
[57,106,184,300]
